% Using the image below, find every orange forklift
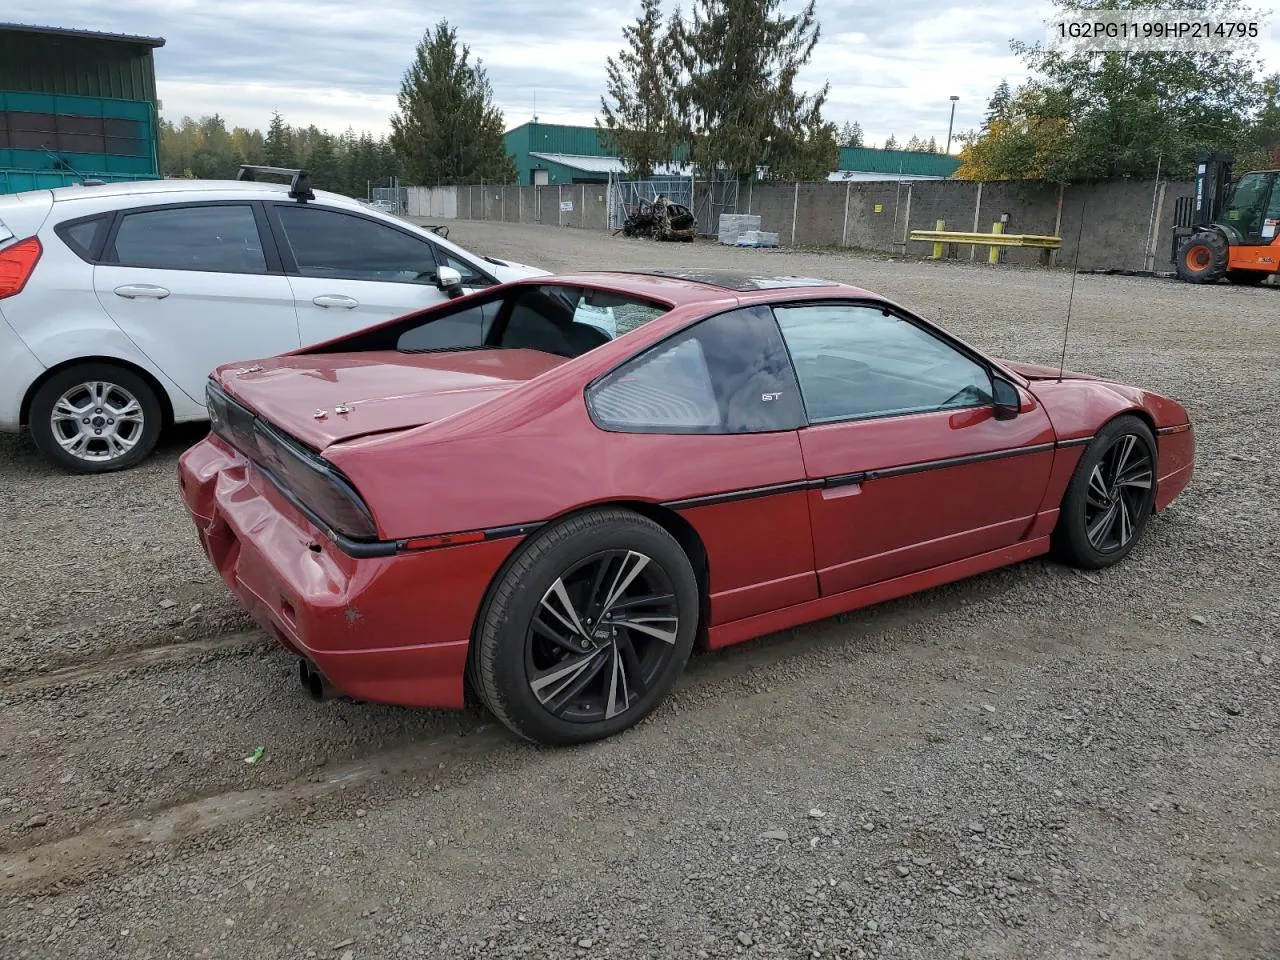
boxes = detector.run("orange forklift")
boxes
[1173,150,1280,284]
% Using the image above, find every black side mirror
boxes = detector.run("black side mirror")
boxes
[992,376,1020,420]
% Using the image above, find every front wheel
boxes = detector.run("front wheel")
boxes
[471,509,699,746]
[1052,415,1158,569]
[28,363,163,473]
[1174,232,1228,284]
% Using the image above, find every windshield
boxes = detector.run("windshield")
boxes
[1224,172,1275,237]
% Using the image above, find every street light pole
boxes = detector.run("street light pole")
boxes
[945,95,960,154]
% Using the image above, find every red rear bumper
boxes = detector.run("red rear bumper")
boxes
[177,434,518,709]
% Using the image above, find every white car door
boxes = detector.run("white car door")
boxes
[92,202,301,404]
[266,203,498,347]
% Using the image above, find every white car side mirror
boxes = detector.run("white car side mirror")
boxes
[436,266,463,296]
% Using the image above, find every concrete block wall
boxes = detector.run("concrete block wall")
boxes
[404,186,458,219]
[410,178,1197,274]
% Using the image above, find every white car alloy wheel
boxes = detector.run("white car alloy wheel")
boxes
[49,380,146,462]
[28,363,163,473]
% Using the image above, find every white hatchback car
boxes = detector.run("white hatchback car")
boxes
[0,170,547,473]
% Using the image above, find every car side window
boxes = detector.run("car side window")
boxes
[587,305,805,434]
[55,214,111,262]
[435,249,492,287]
[109,204,267,274]
[275,206,438,283]
[772,302,993,423]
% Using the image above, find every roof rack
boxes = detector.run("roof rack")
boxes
[236,165,314,202]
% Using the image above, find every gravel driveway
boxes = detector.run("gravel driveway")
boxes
[2,222,1276,960]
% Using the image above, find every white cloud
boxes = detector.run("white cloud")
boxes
[5,0,1279,149]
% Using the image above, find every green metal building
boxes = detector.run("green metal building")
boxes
[0,23,165,195]
[503,121,960,186]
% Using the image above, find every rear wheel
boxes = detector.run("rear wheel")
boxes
[28,363,162,473]
[1174,232,1228,284]
[1052,415,1158,570]
[1225,269,1268,285]
[472,509,699,746]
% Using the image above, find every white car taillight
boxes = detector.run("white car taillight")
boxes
[0,237,42,300]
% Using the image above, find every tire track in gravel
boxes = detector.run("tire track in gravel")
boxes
[0,631,268,698]
[0,573,1016,897]
[0,721,510,898]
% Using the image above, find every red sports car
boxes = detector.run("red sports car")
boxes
[178,270,1195,746]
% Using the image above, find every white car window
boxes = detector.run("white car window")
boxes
[434,248,493,287]
[110,204,268,274]
[274,205,439,284]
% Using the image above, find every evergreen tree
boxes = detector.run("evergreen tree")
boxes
[883,133,899,150]
[672,0,836,182]
[986,80,1012,125]
[263,111,294,167]
[390,19,516,185]
[926,136,938,153]
[838,121,864,147]
[596,0,681,179]
[905,135,924,152]
[307,133,343,192]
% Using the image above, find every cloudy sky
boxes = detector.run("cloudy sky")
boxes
[7,0,1280,149]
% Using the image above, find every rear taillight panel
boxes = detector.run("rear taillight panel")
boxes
[0,237,42,300]
[206,380,257,453]
[251,421,378,540]
[205,380,378,542]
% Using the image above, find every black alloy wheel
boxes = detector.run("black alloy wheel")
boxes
[471,509,699,746]
[524,548,681,724]
[1053,414,1158,569]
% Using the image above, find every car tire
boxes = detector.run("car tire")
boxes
[28,363,163,474]
[472,508,699,746]
[1052,414,1158,570]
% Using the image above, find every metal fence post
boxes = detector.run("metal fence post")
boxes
[989,221,1003,265]
[970,182,982,261]
[901,184,913,252]
[1051,183,1065,267]
[558,185,563,226]
[1147,181,1167,273]
[790,181,799,246]
[933,220,945,259]
[841,181,851,247]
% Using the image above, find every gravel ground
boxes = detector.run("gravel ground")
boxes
[2,222,1277,960]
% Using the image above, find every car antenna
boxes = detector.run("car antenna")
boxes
[1058,193,1088,383]
[42,146,85,183]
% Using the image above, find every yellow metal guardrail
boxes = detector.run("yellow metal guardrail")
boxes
[909,220,1062,264]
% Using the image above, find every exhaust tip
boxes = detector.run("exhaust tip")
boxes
[298,657,333,701]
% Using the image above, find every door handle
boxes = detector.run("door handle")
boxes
[114,283,170,299]
[312,295,359,309]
